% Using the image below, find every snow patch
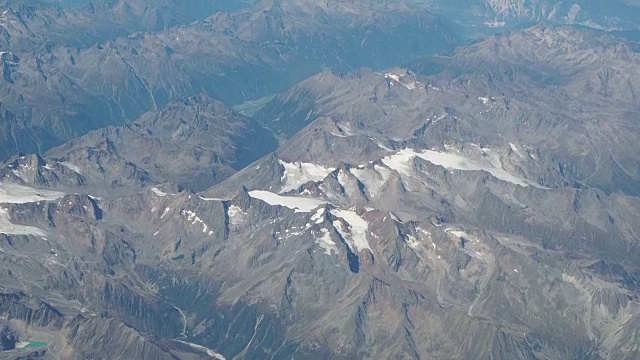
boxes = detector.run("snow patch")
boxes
[316,228,338,255]
[351,166,389,197]
[382,149,541,188]
[509,143,524,158]
[248,190,327,213]
[182,210,213,235]
[446,228,479,244]
[279,160,334,193]
[384,72,418,90]
[228,205,243,218]
[200,196,226,201]
[61,162,82,174]
[227,205,245,225]
[151,187,168,197]
[175,340,226,360]
[330,209,371,252]
[337,170,359,197]
[406,234,420,249]
[0,183,63,236]
[390,212,403,223]
[311,207,325,224]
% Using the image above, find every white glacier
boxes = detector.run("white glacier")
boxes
[248,190,327,213]
[279,159,335,193]
[382,149,541,188]
[330,209,371,252]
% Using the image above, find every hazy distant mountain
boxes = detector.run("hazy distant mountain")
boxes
[256,24,640,196]
[1,1,640,359]
[1,23,639,359]
[0,0,459,162]
[428,0,640,31]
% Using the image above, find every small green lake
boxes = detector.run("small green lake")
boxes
[17,341,48,352]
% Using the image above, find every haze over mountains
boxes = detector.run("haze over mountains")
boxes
[429,0,640,31]
[0,0,639,359]
[0,0,459,160]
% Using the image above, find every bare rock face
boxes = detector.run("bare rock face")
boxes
[0,0,460,161]
[41,95,278,192]
[0,2,639,360]
[255,25,640,196]
[0,324,18,351]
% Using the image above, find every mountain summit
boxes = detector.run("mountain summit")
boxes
[0,3,638,360]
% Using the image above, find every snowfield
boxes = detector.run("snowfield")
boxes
[0,182,65,235]
[382,149,541,188]
[0,208,47,236]
[330,209,371,252]
[248,190,327,212]
[279,159,334,193]
[0,182,65,203]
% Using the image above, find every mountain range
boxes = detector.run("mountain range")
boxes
[0,0,459,161]
[428,0,640,31]
[0,1,639,359]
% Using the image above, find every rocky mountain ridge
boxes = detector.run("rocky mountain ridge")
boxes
[0,3,638,360]
[0,0,459,161]
[0,23,640,359]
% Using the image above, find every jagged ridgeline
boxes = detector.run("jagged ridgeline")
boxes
[0,0,639,359]
[0,0,459,161]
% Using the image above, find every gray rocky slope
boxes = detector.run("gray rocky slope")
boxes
[426,0,640,31]
[0,24,639,359]
[0,0,459,161]
[0,95,278,195]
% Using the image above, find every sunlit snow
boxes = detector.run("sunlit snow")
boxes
[182,210,214,236]
[0,182,64,235]
[330,209,371,252]
[279,160,335,193]
[316,228,338,255]
[61,162,82,174]
[151,187,168,197]
[248,190,327,213]
[509,143,524,158]
[0,182,65,203]
[384,72,419,90]
[311,207,325,224]
[382,149,541,188]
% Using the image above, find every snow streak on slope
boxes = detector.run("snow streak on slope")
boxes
[382,149,541,188]
[0,182,65,235]
[279,160,335,193]
[151,187,168,197]
[248,190,327,212]
[61,162,83,174]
